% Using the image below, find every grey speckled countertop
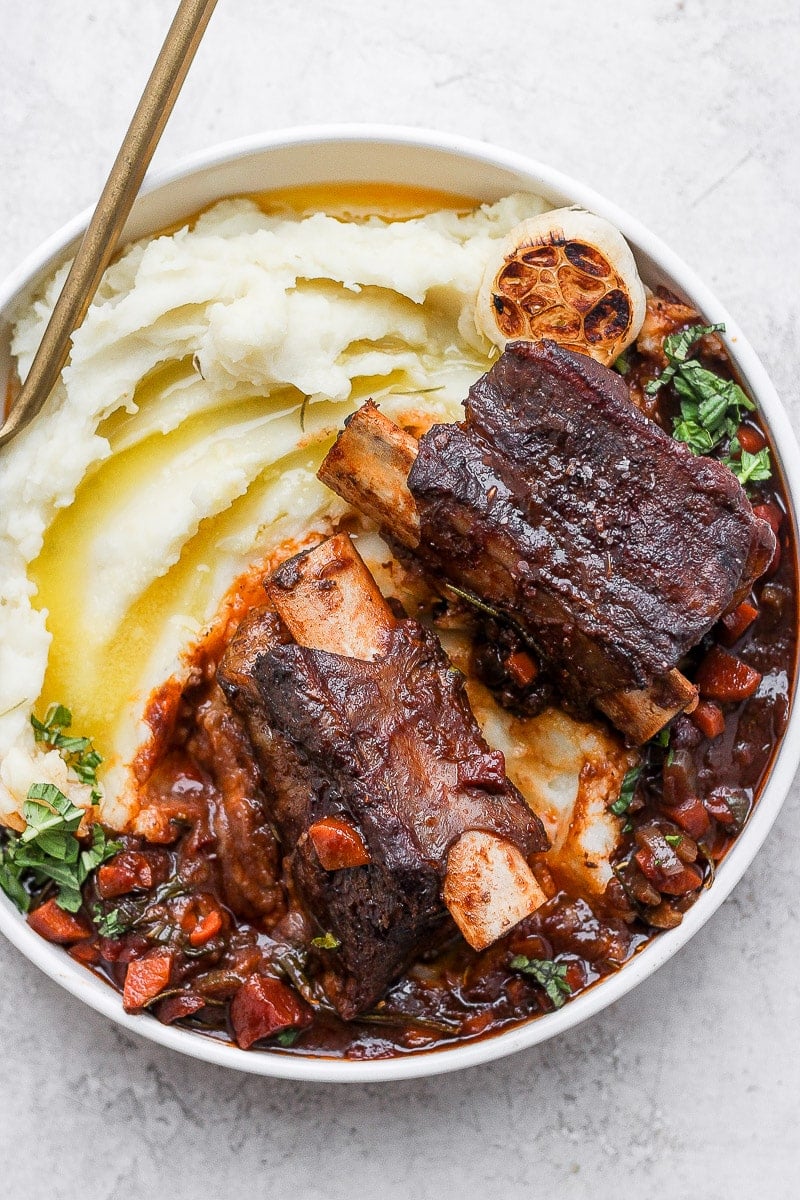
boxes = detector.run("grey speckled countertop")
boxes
[1,3,799,1197]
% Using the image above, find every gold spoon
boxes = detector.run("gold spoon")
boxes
[0,0,218,449]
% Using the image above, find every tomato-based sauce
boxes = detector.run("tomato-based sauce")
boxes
[54,292,793,1060]
[8,190,795,1064]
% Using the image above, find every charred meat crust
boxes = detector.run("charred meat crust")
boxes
[319,404,421,548]
[317,399,697,740]
[218,605,546,1018]
[408,340,775,703]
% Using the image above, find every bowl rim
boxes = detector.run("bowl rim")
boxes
[1,122,798,1084]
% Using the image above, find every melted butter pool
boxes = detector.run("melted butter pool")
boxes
[24,181,485,781]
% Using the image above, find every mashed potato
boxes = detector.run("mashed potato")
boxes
[0,188,629,895]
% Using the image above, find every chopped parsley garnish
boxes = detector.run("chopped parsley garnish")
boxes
[510,956,572,1008]
[31,704,103,792]
[92,904,127,938]
[311,931,341,950]
[275,1029,301,1047]
[0,785,121,912]
[0,853,29,911]
[645,323,726,402]
[664,834,683,848]
[645,323,771,488]
[730,445,772,486]
[0,708,118,913]
[610,765,642,816]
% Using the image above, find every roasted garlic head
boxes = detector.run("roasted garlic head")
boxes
[476,208,646,365]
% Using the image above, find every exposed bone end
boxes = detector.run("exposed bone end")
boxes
[444,830,546,951]
[267,536,545,950]
[266,532,396,661]
[318,405,698,744]
[318,401,421,548]
[596,668,697,745]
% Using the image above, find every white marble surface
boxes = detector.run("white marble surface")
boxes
[1,2,799,1196]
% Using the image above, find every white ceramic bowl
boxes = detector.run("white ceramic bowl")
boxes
[1,125,798,1083]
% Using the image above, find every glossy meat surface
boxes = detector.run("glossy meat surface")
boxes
[219,606,547,1018]
[189,687,286,924]
[408,340,775,702]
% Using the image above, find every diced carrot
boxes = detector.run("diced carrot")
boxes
[662,796,711,840]
[97,856,151,898]
[752,502,783,536]
[230,974,313,1049]
[736,424,766,454]
[634,846,703,895]
[99,933,150,963]
[96,850,169,899]
[718,601,758,646]
[506,650,539,687]
[564,960,586,993]
[704,791,750,831]
[123,950,173,1011]
[188,909,223,947]
[68,941,102,965]
[691,700,726,739]
[308,816,371,870]
[695,647,762,702]
[460,1009,495,1037]
[752,503,783,576]
[27,898,92,944]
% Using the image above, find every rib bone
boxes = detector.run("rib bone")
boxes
[267,531,396,660]
[318,402,697,744]
[266,532,546,953]
[319,406,420,548]
[445,829,546,951]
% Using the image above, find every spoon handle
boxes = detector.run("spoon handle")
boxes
[0,0,218,448]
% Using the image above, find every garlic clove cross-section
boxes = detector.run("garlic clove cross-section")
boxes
[476,208,647,366]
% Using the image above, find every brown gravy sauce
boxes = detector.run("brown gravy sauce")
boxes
[37,186,799,1058]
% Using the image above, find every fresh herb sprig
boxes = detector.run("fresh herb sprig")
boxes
[646,323,726,405]
[31,704,103,792]
[510,956,572,1009]
[91,903,128,938]
[645,323,771,488]
[311,931,341,950]
[0,707,119,913]
[727,445,772,487]
[610,764,642,817]
[0,784,121,912]
[613,349,631,375]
